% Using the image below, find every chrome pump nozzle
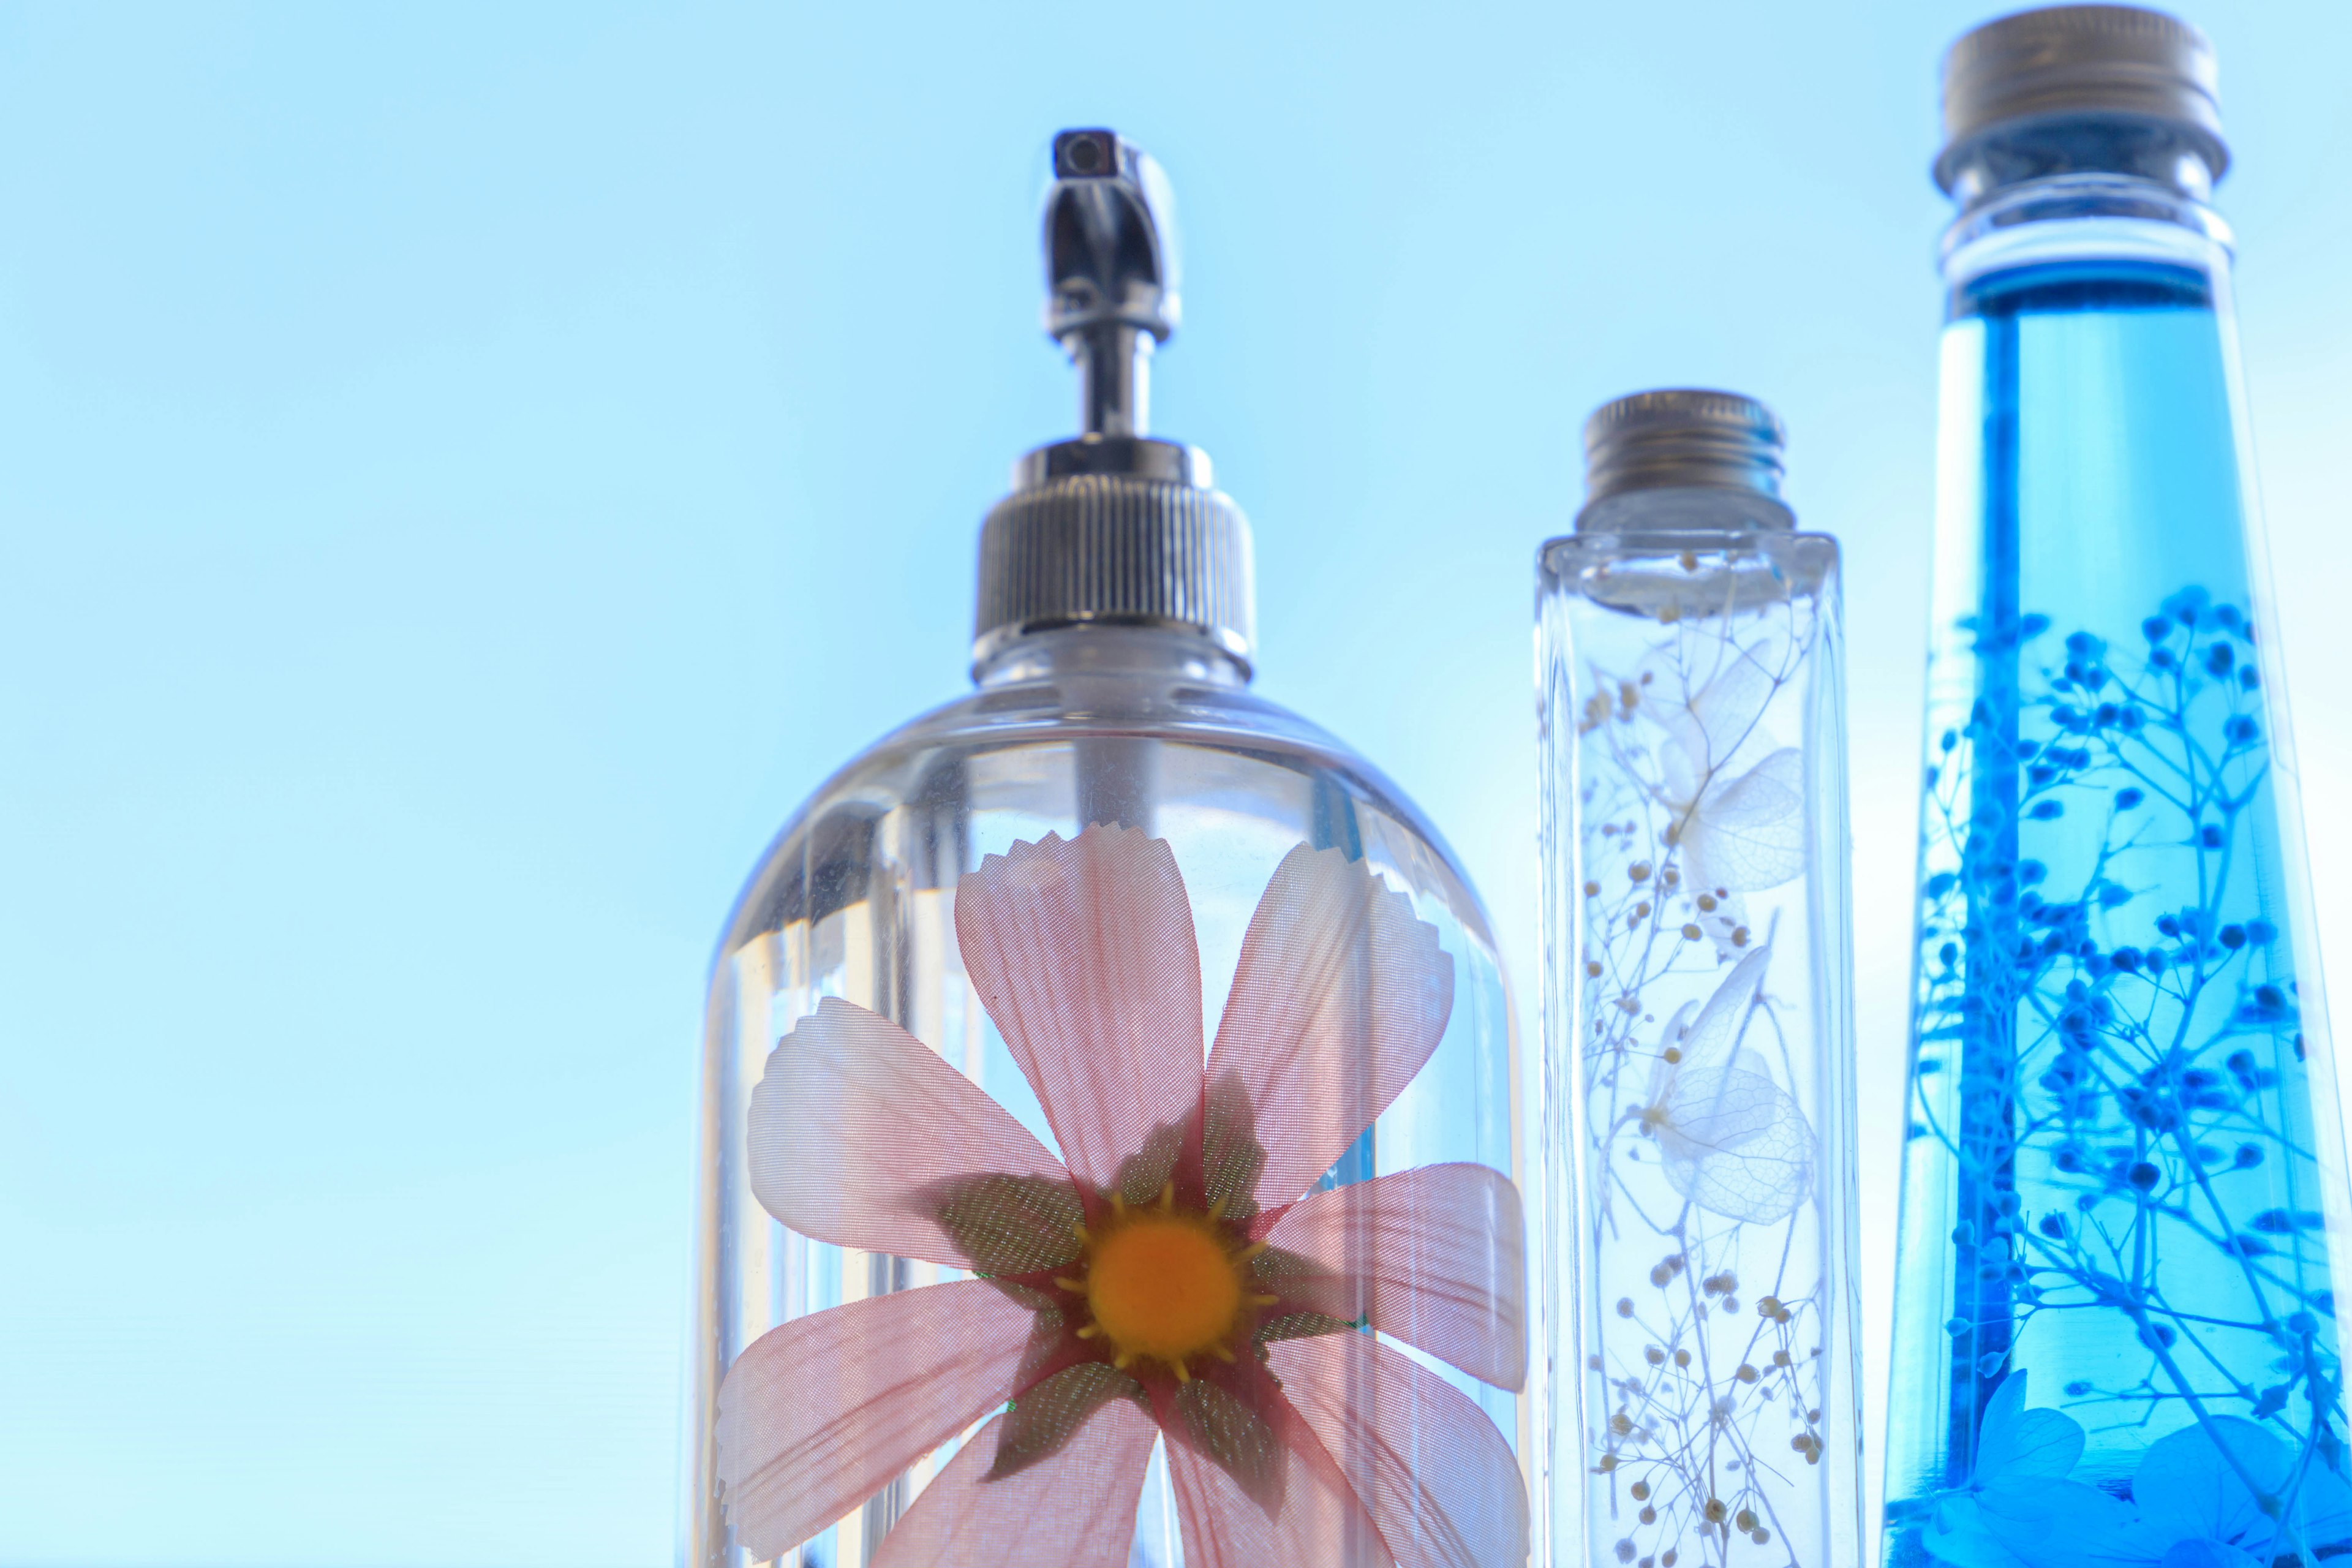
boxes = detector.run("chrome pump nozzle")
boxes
[1042,129,1180,439]
[973,129,1254,673]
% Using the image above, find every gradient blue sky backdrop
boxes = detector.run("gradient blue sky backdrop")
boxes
[4,3,2350,1564]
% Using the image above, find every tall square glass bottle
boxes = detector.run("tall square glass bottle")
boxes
[1539,392,1863,1568]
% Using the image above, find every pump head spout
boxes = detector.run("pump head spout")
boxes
[1042,129,1180,438]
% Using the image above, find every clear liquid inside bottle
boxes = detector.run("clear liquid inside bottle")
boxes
[688,627,1523,1568]
[1540,533,1863,1568]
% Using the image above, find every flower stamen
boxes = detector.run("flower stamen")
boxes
[1047,1184,1294,1382]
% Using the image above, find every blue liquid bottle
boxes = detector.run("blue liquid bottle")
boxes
[1881,10,2350,1568]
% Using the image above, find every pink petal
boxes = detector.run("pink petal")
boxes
[1165,1395,1389,1568]
[1263,1163,1526,1391]
[715,1280,1042,1559]
[872,1395,1157,1568]
[1206,844,1454,1208]
[954,828,1207,1200]
[1270,1332,1529,1568]
[748,997,1080,1272]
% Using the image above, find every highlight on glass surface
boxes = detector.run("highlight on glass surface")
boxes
[687,127,1529,1568]
[1539,390,1863,1568]
[1879,10,2352,1568]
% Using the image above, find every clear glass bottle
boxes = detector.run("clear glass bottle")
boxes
[687,130,1529,1568]
[1538,392,1863,1568]
[1881,11,2351,1568]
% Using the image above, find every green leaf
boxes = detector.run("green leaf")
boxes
[1109,1119,1186,1210]
[1200,1069,1267,1222]
[985,1362,1145,1480]
[1170,1379,1286,1514]
[927,1172,1086,1276]
[1248,1244,1354,1325]
[1256,1311,1355,1345]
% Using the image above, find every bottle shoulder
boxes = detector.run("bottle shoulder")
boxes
[716,665,1491,962]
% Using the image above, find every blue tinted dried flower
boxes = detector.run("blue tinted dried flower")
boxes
[2200,824,2225,848]
[2029,801,2064,821]
[2247,919,2277,944]
[2127,1161,2163,1190]
[2152,648,2178,671]
[2220,925,2247,949]
[2139,1321,2177,1350]
[2142,615,2173,642]
[2163,587,2209,624]
[2225,715,2260,744]
[2204,643,2235,676]
[2116,787,2145,810]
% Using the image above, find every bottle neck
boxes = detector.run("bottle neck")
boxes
[973,622,1250,690]
[1940,172,2233,296]
[1575,486,1793,535]
[1937,115,2222,211]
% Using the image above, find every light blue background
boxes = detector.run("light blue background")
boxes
[4,4,2349,1564]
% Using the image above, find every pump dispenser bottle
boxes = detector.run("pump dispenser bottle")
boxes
[688,130,1529,1568]
[1881,11,2350,1568]
[1539,392,1863,1568]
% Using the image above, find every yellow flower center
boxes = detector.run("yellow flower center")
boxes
[1088,1213,1242,1360]
[1060,1187,1276,1381]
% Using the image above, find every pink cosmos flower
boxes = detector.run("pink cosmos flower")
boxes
[717,825,1529,1568]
